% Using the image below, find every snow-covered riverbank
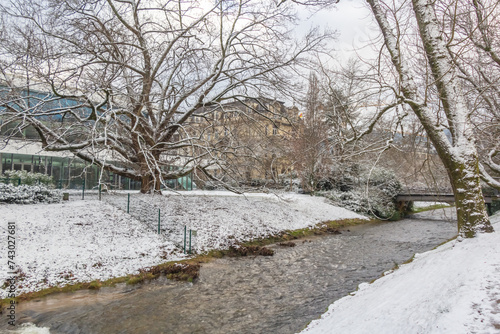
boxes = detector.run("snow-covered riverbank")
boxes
[300,213,500,334]
[0,191,365,299]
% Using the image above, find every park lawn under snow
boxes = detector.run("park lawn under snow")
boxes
[300,213,500,334]
[0,191,365,299]
[110,190,366,252]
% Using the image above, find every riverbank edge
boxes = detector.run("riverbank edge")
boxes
[0,217,373,310]
[298,227,460,332]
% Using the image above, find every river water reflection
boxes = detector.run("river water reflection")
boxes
[13,209,457,334]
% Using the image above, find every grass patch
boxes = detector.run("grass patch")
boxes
[431,235,458,250]
[389,211,404,221]
[143,262,201,282]
[126,272,158,285]
[226,245,274,256]
[242,218,373,248]
[278,241,296,247]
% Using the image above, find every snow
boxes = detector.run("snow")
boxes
[109,191,365,252]
[5,323,50,334]
[0,191,365,299]
[300,213,500,334]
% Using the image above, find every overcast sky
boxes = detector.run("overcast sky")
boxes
[296,0,379,61]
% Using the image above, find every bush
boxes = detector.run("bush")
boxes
[0,183,61,204]
[319,165,402,219]
[324,188,399,219]
[2,170,55,187]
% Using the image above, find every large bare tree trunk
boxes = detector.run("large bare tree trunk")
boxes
[140,174,153,194]
[139,153,162,194]
[139,175,162,194]
[446,157,492,236]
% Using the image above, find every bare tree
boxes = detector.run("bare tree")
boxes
[440,0,500,190]
[378,114,450,192]
[365,0,494,237]
[291,72,331,191]
[289,61,396,192]
[0,0,329,193]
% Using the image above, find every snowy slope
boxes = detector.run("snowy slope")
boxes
[103,191,366,251]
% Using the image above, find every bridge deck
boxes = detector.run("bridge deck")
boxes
[396,194,495,204]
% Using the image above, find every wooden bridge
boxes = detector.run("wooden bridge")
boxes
[396,193,499,215]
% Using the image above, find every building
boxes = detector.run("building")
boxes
[185,97,299,185]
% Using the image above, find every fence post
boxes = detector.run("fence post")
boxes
[99,184,102,201]
[184,226,186,254]
[189,229,192,254]
[18,178,21,186]
[158,208,161,234]
[127,193,130,213]
[82,180,85,200]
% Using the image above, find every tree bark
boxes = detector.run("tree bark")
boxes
[445,156,493,237]
[140,174,153,194]
[139,151,163,194]
[140,173,162,194]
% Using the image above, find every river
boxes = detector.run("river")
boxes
[5,208,457,334]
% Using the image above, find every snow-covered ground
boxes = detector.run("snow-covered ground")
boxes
[0,191,365,298]
[300,213,500,334]
[104,191,365,251]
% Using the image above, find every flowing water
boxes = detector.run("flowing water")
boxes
[5,209,457,334]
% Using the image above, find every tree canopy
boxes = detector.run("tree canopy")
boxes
[0,0,329,193]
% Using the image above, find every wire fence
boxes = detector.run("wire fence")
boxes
[0,176,199,252]
[53,189,197,253]
[99,191,197,254]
